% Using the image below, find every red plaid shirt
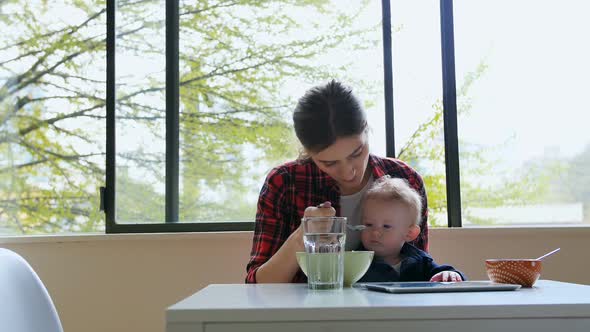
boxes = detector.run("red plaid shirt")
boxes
[245,154,429,283]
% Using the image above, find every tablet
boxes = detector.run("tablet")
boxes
[357,281,521,294]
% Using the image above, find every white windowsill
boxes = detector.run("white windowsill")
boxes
[1,225,590,245]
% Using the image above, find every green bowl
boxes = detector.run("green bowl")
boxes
[296,251,374,287]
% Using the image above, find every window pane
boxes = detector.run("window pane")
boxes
[115,0,166,223]
[391,1,447,227]
[177,0,384,222]
[0,1,105,234]
[455,1,590,226]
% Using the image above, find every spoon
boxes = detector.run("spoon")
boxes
[536,248,560,260]
[347,224,366,231]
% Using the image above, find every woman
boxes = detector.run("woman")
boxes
[246,80,428,283]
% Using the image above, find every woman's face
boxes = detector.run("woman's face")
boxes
[310,134,370,194]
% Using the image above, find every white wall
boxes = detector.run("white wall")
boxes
[1,227,589,332]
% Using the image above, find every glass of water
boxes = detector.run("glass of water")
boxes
[302,216,347,290]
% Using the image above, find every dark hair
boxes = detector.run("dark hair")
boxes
[293,80,367,153]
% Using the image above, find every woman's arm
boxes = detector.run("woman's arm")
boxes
[246,168,335,283]
[245,168,293,283]
[405,168,429,252]
[415,172,429,251]
[254,226,304,283]
[254,203,336,283]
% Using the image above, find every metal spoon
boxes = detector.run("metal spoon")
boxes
[536,248,560,260]
[347,224,366,231]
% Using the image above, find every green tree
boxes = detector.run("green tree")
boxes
[549,144,590,223]
[1,0,107,233]
[0,0,377,232]
[4,0,566,233]
[396,61,558,226]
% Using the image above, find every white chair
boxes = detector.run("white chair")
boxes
[0,248,64,332]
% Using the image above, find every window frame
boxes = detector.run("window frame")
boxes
[103,0,464,233]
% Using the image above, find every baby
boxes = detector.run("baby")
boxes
[358,176,465,282]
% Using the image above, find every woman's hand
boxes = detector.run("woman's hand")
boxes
[286,201,336,253]
[430,271,463,282]
[303,201,336,218]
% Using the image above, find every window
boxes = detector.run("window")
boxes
[390,1,447,227]
[106,0,386,232]
[3,0,587,235]
[454,0,590,226]
[0,1,106,234]
[114,0,166,224]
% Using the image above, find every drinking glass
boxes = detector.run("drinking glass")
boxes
[301,216,347,290]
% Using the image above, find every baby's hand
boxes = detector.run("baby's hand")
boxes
[430,271,463,282]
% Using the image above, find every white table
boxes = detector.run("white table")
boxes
[166,280,590,332]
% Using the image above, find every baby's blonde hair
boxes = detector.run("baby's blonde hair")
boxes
[363,175,422,227]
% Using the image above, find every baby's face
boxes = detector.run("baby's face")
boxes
[361,199,415,258]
